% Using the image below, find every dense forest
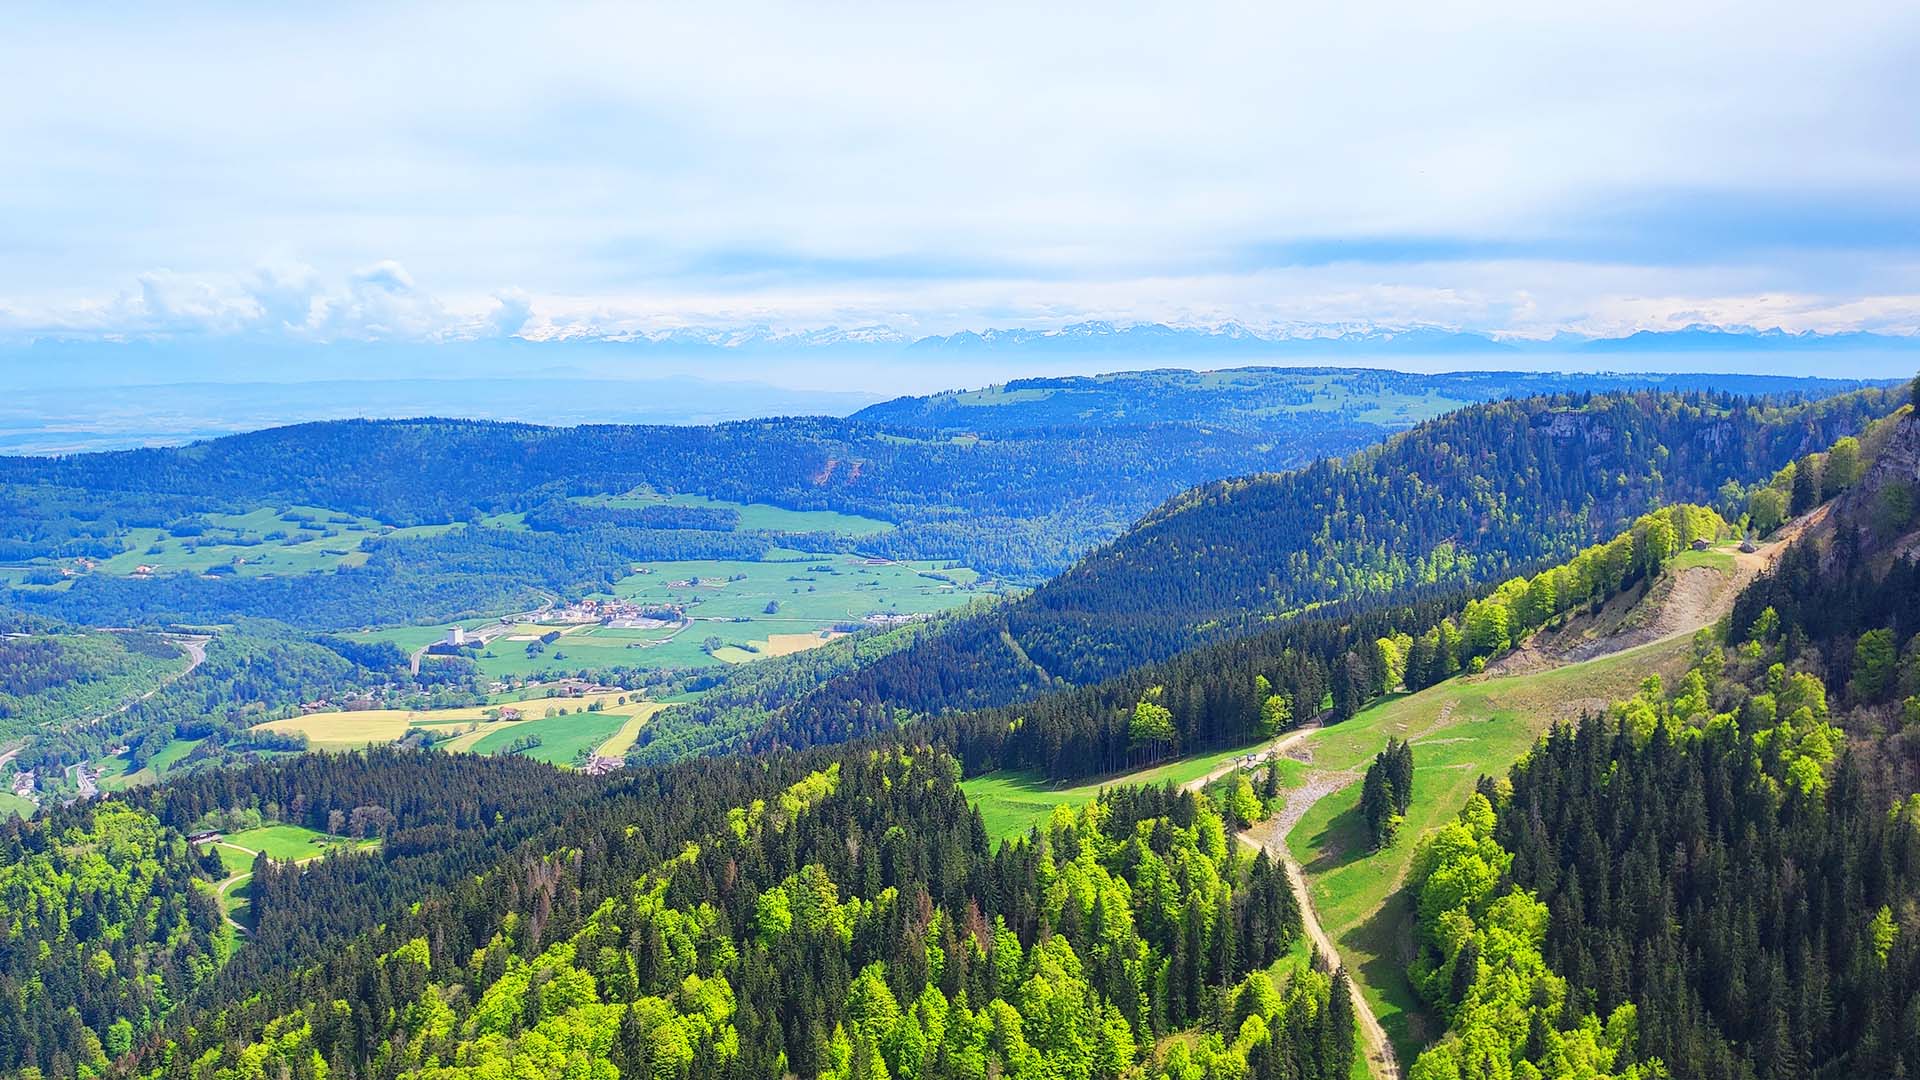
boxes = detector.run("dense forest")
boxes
[708,389,1894,757]
[10,745,1358,1080]
[1401,401,1920,1078]
[0,802,224,1077]
[8,375,1920,1080]
[719,491,1735,781]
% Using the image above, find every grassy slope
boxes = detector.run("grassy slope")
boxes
[595,702,664,758]
[465,710,629,765]
[1284,633,1697,1062]
[223,823,360,860]
[962,740,1277,842]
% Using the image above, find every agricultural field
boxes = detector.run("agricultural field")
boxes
[610,553,976,625]
[460,711,628,765]
[0,791,33,819]
[1282,633,1698,1063]
[594,702,665,758]
[458,553,979,679]
[254,690,657,767]
[573,491,895,536]
[344,551,990,683]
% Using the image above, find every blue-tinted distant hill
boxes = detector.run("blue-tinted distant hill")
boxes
[0,368,1897,632]
[853,367,1887,435]
[1580,325,1920,353]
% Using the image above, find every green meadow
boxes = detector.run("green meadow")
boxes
[464,709,630,765]
[1283,634,1698,1063]
[962,740,1283,842]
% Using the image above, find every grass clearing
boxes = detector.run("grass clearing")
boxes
[215,843,255,876]
[96,736,206,792]
[1283,634,1697,1064]
[146,736,202,773]
[0,792,34,819]
[962,741,1278,843]
[1671,543,1738,572]
[222,823,365,861]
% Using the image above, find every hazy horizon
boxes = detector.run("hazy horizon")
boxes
[4,2,1918,373]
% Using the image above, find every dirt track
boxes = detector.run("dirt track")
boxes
[1240,814,1401,1079]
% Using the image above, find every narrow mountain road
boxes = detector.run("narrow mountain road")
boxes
[1180,726,1400,1077]
[212,841,260,937]
[82,632,209,729]
[1240,813,1402,1080]
[1177,717,1325,794]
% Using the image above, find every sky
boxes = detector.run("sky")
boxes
[3,2,1919,350]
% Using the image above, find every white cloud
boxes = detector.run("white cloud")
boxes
[0,2,1914,347]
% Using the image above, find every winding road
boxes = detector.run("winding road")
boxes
[210,841,260,937]
[1240,816,1401,1079]
[1178,721,1402,1078]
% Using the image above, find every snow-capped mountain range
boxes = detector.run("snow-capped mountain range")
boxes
[527,320,1920,355]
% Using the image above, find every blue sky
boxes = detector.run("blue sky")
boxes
[3,2,1918,346]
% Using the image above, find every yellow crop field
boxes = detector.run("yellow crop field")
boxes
[595,702,665,758]
[762,630,846,656]
[253,692,636,750]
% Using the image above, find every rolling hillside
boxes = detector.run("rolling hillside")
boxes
[733,387,1897,758]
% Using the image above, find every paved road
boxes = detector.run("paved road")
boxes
[84,632,209,729]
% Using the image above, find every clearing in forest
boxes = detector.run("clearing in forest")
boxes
[961,741,1294,842]
[1278,533,1780,1068]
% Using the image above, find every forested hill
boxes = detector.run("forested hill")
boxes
[741,388,1899,738]
[0,369,1883,586]
[1024,390,1888,676]
[852,367,1881,435]
[1411,401,1920,1078]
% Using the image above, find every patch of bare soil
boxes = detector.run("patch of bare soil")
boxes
[1272,770,1361,837]
[1486,519,1811,677]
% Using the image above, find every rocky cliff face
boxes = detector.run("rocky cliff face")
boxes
[1831,407,1920,559]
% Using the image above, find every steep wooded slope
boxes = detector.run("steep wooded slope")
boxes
[725,389,1895,757]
